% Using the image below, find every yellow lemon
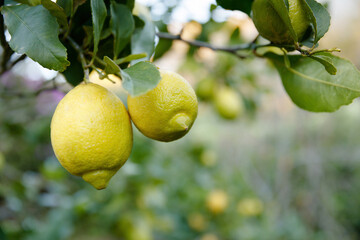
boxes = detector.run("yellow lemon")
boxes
[237,197,264,217]
[206,190,228,214]
[252,0,310,44]
[214,86,243,120]
[51,83,133,190]
[127,70,198,142]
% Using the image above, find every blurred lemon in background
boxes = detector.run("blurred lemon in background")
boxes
[195,78,216,101]
[206,190,228,214]
[200,149,217,167]
[237,197,264,217]
[201,233,219,240]
[128,70,198,142]
[187,213,207,231]
[51,83,133,190]
[214,86,244,120]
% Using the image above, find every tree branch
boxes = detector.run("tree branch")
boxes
[67,36,90,82]
[156,32,255,59]
[0,0,15,75]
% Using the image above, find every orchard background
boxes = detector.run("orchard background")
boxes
[1,0,360,239]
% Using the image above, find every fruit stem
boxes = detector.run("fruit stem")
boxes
[67,36,90,84]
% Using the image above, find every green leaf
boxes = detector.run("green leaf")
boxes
[41,0,68,29]
[121,62,161,96]
[103,56,121,75]
[266,52,360,112]
[216,0,253,15]
[114,53,147,65]
[110,2,135,59]
[62,41,84,86]
[12,0,41,6]
[131,11,155,64]
[310,52,337,75]
[268,0,298,42]
[56,0,73,16]
[90,0,106,57]
[302,0,330,44]
[2,4,70,71]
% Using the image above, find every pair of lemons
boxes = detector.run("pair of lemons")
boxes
[51,70,198,190]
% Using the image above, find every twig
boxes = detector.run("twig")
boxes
[67,36,90,83]
[0,1,14,75]
[8,54,27,68]
[156,32,249,59]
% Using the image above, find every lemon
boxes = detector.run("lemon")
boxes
[127,70,198,142]
[237,197,264,217]
[187,213,207,231]
[206,190,228,214]
[195,78,216,101]
[51,83,133,190]
[201,234,219,240]
[214,86,243,120]
[252,0,310,44]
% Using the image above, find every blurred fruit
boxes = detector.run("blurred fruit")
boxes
[200,149,217,167]
[117,215,153,240]
[214,86,243,120]
[187,213,207,231]
[251,0,310,44]
[127,70,198,142]
[237,197,264,217]
[195,78,216,101]
[51,83,133,189]
[206,190,228,214]
[200,233,219,240]
[0,152,5,171]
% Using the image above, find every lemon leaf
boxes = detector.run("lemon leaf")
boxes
[114,53,147,65]
[216,0,253,15]
[301,0,330,44]
[90,0,106,57]
[266,52,360,112]
[57,0,72,16]
[110,2,135,59]
[131,12,155,64]
[103,56,121,75]
[121,62,161,96]
[310,53,337,75]
[1,4,70,71]
[41,0,68,29]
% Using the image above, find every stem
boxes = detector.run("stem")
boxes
[0,0,14,75]
[67,36,90,83]
[156,32,248,59]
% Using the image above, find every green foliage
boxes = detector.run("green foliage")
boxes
[1,4,70,71]
[110,2,135,59]
[216,0,253,15]
[121,62,161,96]
[267,52,360,112]
[302,0,331,44]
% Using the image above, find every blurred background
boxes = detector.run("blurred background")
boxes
[1,0,360,239]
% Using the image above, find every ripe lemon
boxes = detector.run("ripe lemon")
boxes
[187,213,207,231]
[214,86,243,120]
[252,0,310,44]
[51,83,133,190]
[206,190,228,214]
[127,70,198,142]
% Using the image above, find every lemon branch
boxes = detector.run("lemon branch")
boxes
[156,32,250,59]
[67,36,90,83]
